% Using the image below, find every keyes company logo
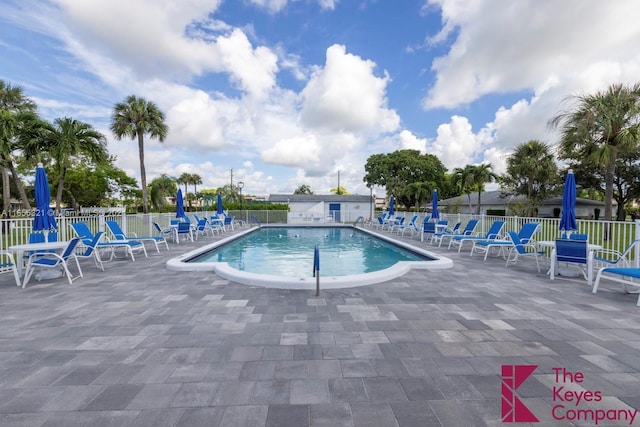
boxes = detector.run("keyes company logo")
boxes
[501,365,638,425]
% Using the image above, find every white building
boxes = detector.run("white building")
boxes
[268,194,375,224]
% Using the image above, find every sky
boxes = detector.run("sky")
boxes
[2,0,640,198]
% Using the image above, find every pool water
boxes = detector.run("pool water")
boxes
[189,227,427,277]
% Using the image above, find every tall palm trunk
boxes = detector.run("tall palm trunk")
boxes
[8,161,30,209]
[604,157,615,221]
[2,166,10,214]
[56,166,67,214]
[137,131,148,214]
[476,190,482,215]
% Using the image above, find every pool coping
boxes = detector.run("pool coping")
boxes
[166,224,453,289]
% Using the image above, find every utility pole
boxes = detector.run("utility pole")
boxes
[230,168,233,190]
[337,170,341,195]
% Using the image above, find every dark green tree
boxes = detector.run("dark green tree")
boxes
[148,174,177,211]
[28,117,109,213]
[294,184,313,195]
[550,83,640,221]
[0,80,39,211]
[568,151,640,221]
[363,149,447,208]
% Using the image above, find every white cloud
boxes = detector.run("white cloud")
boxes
[262,135,322,166]
[398,130,427,153]
[423,0,640,109]
[301,44,400,134]
[428,115,480,169]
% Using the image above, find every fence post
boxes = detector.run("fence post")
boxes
[635,220,640,267]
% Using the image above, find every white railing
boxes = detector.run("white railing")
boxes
[2,210,639,262]
[368,210,640,262]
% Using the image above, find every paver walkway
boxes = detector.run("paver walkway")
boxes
[1,226,640,426]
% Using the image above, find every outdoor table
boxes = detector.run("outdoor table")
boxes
[537,240,603,285]
[8,241,69,280]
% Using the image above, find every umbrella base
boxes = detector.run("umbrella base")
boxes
[35,268,63,281]
[558,266,580,278]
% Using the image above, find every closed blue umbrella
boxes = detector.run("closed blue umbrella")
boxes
[431,189,440,220]
[32,163,57,240]
[217,193,224,215]
[559,169,578,235]
[389,195,395,216]
[176,189,185,219]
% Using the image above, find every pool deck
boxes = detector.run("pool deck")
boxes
[1,225,640,426]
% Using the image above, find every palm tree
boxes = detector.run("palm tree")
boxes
[549,83,640,221]
[190,173,202,207]
[177,173,191,197]
[190,173,202,194]
[0,81,38,211]
[110,95,168,214]
[504,140,558,215]
[30,118,108,213]
[467,163,498,215]
[405,181,432,211]
[452,166,475,214]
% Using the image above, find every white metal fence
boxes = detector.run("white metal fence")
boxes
[2,209,639,266]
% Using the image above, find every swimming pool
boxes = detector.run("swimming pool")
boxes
[166,225,453,289]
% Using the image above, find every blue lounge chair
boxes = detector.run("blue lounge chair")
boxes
[22,237,83,288]
[593,239,640,269]
[449,220,505,252]
[194,218,214,239]
[105,220,169,252]
[71,222,147,261]
[395,214,419,236]
[471,222,540,260]
[74,231,107,271]
[434,219,479,247]
[504,230,546,272]
[593,267,640,305]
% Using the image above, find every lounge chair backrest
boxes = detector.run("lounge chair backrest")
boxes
[484,221,505,239]
[170,219,180,225]
[71,222,94,241]
[423,222,436,233]
[556,239,588,264]
[462,219,479,235]
[60,238,82,260]
[177,222,191,233]
[507,231,527,254]
[196,218,208,230]
[81,231,104,256]
[449,222,461,233]
[105,221,126,240]
[518,223,540,243]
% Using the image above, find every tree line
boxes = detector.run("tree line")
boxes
[362,83,640,222]
[1,81,168,215]
[3,80,640,220]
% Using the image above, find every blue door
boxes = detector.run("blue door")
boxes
[329,203,341,222]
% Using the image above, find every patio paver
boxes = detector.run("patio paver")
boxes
[1,225,640,426]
